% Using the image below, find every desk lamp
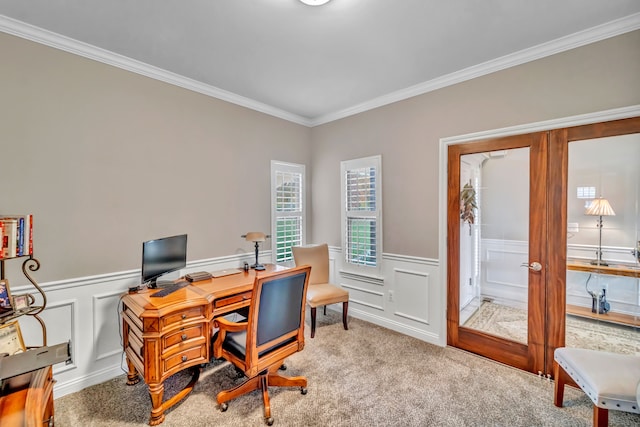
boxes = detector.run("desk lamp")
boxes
[585,197,615,266]
[242,232,270,271]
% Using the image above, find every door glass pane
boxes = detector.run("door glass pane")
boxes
[459,148,530,344]
[566,134,640,354]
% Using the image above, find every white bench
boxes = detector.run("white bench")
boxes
[553,347,640,426]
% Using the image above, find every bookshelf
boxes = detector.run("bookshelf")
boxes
[0,214,48,347]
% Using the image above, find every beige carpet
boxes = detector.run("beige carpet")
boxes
[54,311,640,426]
[464,301,640,355]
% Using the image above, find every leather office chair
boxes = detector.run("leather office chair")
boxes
[292,244,349,338]
[213,266,311,426]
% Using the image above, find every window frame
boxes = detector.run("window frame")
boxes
[270,160,306,266]
[340,155,382,273]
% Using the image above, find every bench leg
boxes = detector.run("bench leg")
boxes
[553,361,566,408]
[593,405,608,427]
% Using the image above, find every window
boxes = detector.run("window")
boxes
[341,155,382,270]
[271,161,305,264]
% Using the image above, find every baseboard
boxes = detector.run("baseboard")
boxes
[54,363,126,399]
[346,307,444,347]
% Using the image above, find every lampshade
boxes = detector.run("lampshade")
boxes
[243,232,267,242]
[299,0,331,5]
[585,198,616,216]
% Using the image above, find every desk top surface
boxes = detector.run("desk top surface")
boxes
[122,264,288,314]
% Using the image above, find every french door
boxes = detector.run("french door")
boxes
[447,116,640,376]
[447,131,549,374]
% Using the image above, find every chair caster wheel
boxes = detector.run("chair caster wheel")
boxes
[220,403,228,412]
[266,416,274,425]
[301,387,308,395]
[279,363,287,371]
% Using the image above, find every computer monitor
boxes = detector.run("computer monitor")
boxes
[141,234,187,288]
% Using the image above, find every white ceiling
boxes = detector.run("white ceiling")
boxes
[1,1,639,126]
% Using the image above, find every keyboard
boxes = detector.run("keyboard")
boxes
[150,281,189,298]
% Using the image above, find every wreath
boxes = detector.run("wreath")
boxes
[460,182,477,230]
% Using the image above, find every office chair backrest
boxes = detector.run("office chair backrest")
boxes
[255,269,308,346]
[292,244,329,285]
[244,266,311,364]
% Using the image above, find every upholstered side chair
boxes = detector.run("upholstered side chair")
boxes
[213,266,311,426]
[292,244,349,338]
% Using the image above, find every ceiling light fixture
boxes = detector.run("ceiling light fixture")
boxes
[299,0,331,6]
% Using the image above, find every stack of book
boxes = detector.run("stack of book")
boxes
[0,215,33,259]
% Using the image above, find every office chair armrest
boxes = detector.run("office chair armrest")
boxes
[214,317,248,333]
[213,317,248,359]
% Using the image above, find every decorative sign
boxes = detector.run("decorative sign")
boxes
[0,321,26,355]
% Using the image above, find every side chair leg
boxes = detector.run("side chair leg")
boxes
[310,307,317,338]
[342,301,349,331]
[323,305,327,315]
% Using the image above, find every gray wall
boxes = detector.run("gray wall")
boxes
[2,29,639,283]
[309,30,640,258]
[1,33,311,282]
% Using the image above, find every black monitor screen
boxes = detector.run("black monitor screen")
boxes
[141,234,187,287]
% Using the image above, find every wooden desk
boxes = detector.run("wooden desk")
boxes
[120,265,285,426]
[0,366,55,427]
[566,260,640,327]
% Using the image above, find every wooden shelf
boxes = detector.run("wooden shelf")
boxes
[567,261,640,278]
[566,304,640,327]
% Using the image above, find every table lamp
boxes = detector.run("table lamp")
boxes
[585,197,615,266]
[242,232,270,271]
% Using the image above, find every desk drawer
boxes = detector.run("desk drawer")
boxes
[163,324,206,352]
[163,344,207,373]
[162,306,206,329]
[214,291,252,309]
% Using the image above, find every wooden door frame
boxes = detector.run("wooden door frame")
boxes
[446,132,548,373]
[546,116,640,373]
[439,107,640,376]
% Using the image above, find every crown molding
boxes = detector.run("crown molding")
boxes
[1,12,638,128]
[0,15,313,127]
[310,12,640,127]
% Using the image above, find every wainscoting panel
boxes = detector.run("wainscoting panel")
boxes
[340,281,385,311]
[393,268,430,325]
[332,248,442,344]
[93,290,127,361]
[14,249,443,399]
[481,239,528,304]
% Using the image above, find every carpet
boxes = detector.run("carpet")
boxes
[54,311,640,426]
[464,301,639,355]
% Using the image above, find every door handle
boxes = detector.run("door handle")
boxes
[520,261,542,272]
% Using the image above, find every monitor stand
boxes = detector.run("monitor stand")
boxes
[148,271,181,289]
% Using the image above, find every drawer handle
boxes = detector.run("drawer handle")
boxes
[181,355,188,362]
[181,314,187,319]
[181,334,188,341]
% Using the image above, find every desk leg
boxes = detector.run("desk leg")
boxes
[125,356,140,385]
[148,382,165,426]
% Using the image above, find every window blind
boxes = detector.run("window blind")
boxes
[341,156,381,270]
[272,165,304,264]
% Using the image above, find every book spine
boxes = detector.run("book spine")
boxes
[26,214,33,255]
[17,217,24,256]
[3,220,18,258]
[0,221,4,259]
